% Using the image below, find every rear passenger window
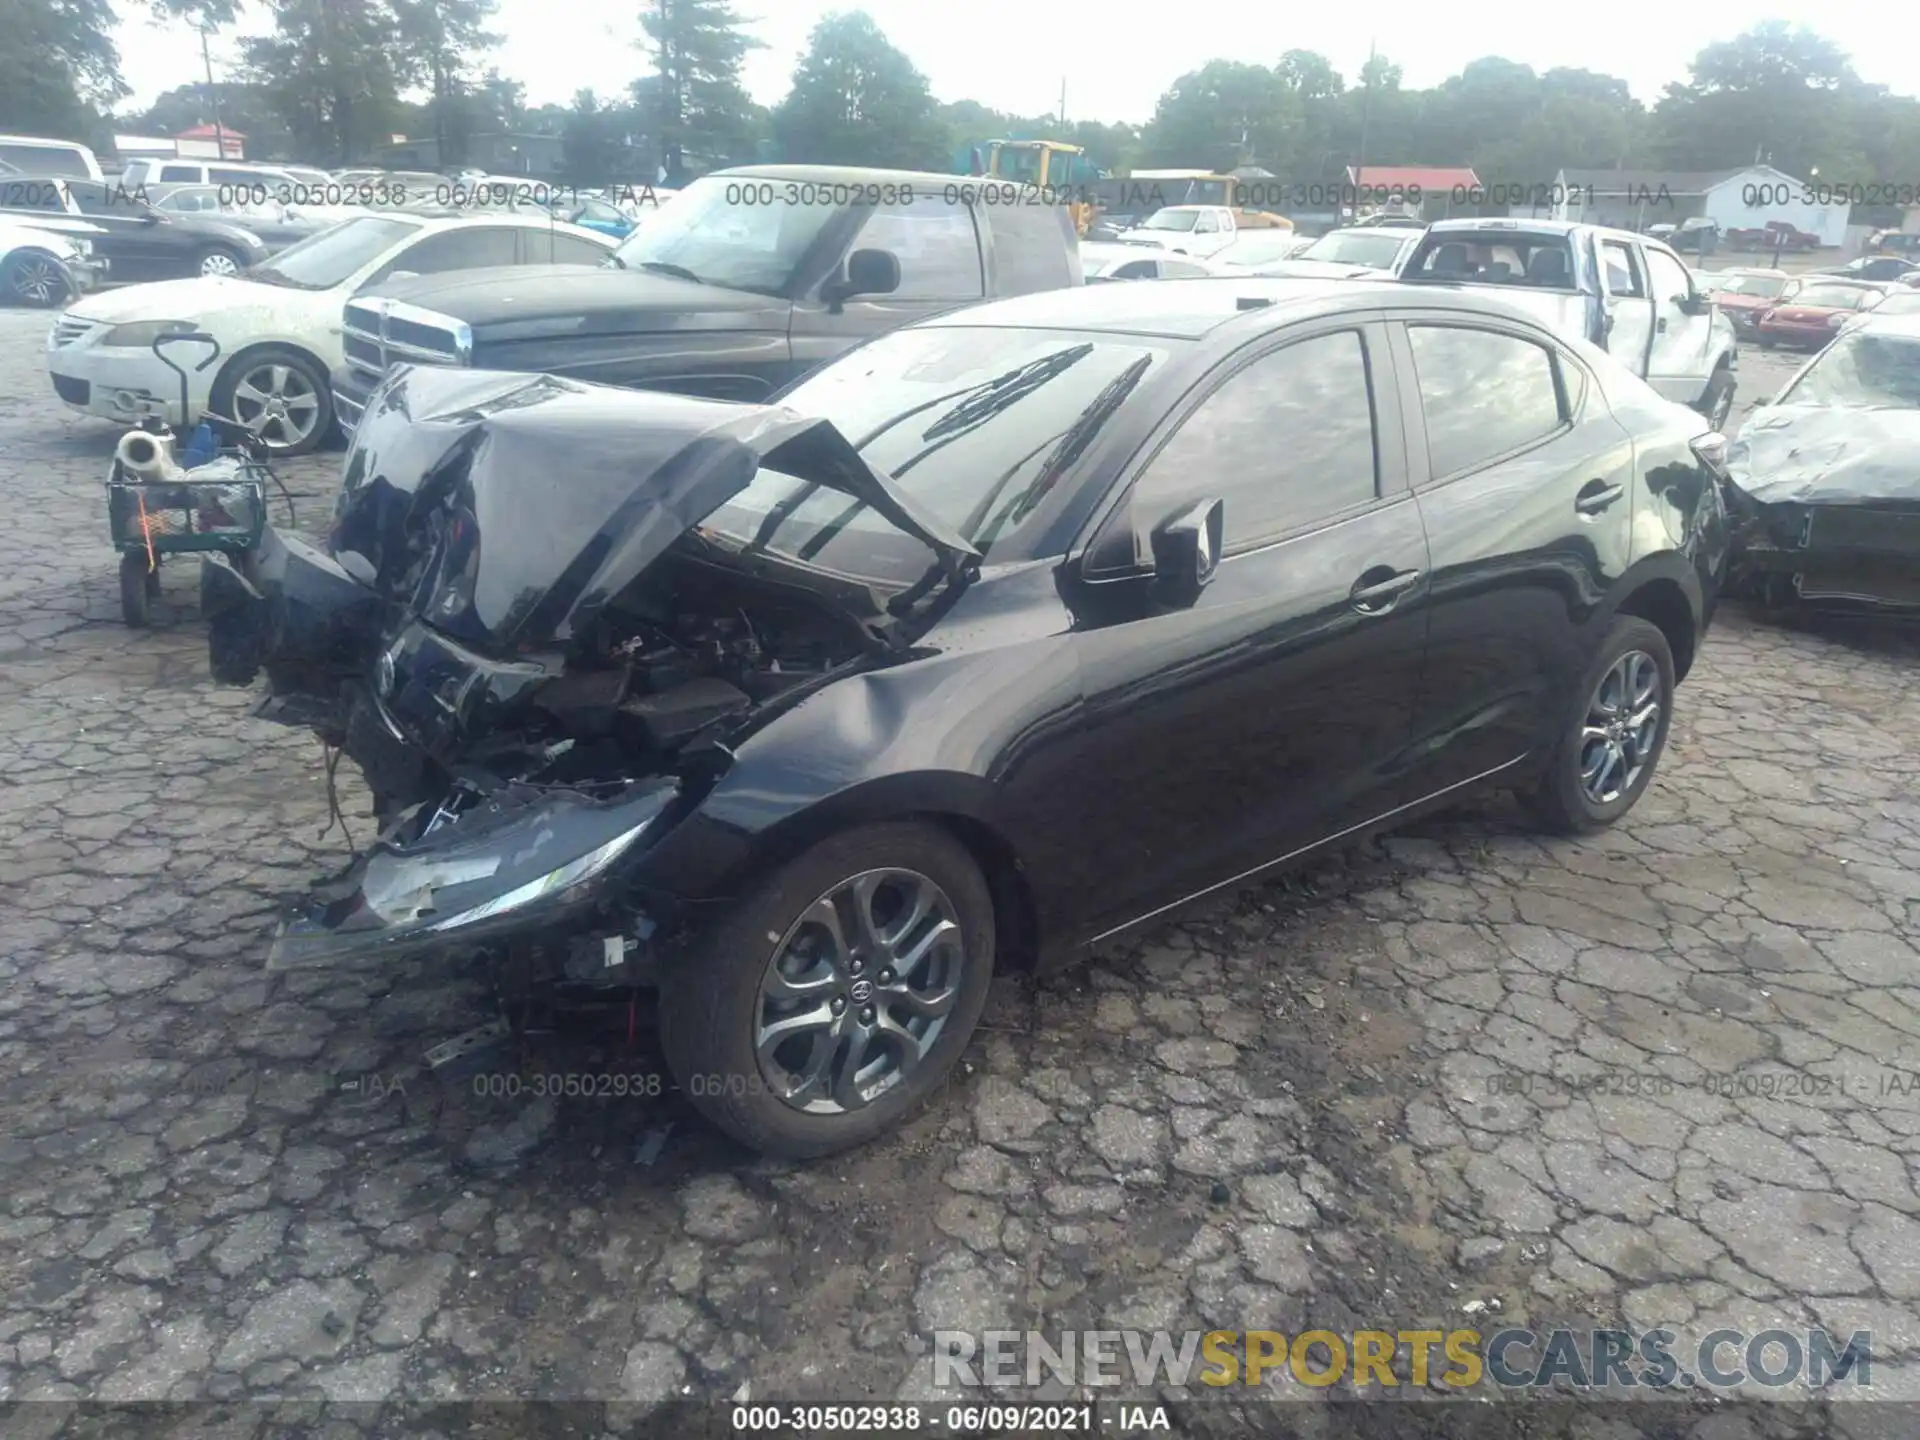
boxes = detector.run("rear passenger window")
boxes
[982,199,1078,293]
[1408,326,1565,480]
[855,198,983,301]
[159,164,201,183]
[1135,330,1380,551]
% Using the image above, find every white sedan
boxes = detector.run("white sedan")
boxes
[2,218,97,307]
[46,211,616,454]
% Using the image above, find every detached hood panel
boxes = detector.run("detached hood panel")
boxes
[1728,407,1920,506]
[330,365,977,656]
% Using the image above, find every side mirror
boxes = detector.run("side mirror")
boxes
[822,248,899,309]
[1677,292,1707,315]
[1149,498,1224,606]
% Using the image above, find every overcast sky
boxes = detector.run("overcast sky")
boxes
[112,0,1912,130]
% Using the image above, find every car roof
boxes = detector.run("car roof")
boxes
[913,276,1563,342]
[356,211,614,244]
[1711,267,1789,278]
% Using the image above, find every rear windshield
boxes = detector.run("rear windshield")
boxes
[1711,273,1787,298]
[1406,231,1575,288]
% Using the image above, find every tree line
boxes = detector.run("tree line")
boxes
[8,1,1920,216]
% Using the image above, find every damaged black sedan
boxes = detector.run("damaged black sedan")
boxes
[1725,313,1920,614]
[203,280,1729,1157]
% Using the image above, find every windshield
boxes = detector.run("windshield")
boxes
[1302,231,1409,269]
[699,326,1180,584]
[1712,273,1787,298]
[1780,333,1920,408]
[251,215,420,289]
[608,175,843,295]
[1793,284,1876,309]
[1140,210,1201,232]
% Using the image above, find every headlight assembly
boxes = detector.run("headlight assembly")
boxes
[102,319,195,347]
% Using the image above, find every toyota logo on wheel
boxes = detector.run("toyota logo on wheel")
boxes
[849,979,874,1004]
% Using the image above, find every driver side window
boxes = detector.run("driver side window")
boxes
[366,226,520,284]
[1645,248,1694,305]
[1127,330,1381,558]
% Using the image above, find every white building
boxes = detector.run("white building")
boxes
[1525,166,1849,247]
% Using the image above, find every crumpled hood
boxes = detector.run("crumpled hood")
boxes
[1727,406,1920,506]
[330,365,979,656]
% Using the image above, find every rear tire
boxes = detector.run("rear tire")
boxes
[660,822,996,1158]
[210,346,332,457]
[119,552,154,627]
[1523,616,1675,835]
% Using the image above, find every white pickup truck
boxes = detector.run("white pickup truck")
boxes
[1111,204,1289,261]
[1398,218,1740,431]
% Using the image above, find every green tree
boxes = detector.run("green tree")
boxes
[392,0,500,166]
[0,0,126,139]
[1138,61,1299,173]
[637,0,761,181]
[241,0,407,163]
[773,12,945,169]
[560,89,627,185]
[1651,23,1859,177]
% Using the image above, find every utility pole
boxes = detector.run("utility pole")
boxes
[201,27,227,159]
[1357,38,1376,174]
[1058,79,1066,129]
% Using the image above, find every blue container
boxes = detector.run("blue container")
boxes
[181,423,217,469]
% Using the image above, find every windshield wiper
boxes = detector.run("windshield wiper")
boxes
[921,345,1094,441]
[967,354,1155,549]
[637,260,704,285]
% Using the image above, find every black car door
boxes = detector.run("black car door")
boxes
[1063,320,1434,941]
[1390,315,1638,798]
[69,181,180,281]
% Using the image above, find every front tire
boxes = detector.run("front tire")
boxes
[210,346,332,456]
[1696,365,1735,432]
[660,822,996,1158]
[1523,616,1675,835]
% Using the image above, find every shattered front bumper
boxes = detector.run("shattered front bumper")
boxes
[1729,500,1920,612]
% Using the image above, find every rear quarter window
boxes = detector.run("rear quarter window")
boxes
[983,200,1079,293]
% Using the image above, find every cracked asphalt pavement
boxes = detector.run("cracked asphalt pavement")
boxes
[2,310,1919,1434]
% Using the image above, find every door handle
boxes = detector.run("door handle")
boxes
[1576,482,1625,515]
[1656,316,1668,333]
[1349,567,1421,614]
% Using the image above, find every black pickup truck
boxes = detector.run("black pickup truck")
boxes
[330,164,1082,432]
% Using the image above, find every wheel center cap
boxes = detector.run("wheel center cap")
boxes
[848,979,874,1004]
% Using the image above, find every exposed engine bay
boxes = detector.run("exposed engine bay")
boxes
[450,551,874,790]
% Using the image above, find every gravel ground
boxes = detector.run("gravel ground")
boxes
[1,312,1917,1437]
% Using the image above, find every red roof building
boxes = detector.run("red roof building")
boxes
[175,124,245,160]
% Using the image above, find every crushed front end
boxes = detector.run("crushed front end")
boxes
[201,363,975,986]
[1724,407,1920,615]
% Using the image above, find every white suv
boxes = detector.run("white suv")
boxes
[47,211,616,453]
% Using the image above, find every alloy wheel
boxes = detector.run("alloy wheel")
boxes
[200,251,240,277]
[231,362,321,449]
[9,255,66,306]
[754,868,967,1115]
[1578,649,1662,806]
